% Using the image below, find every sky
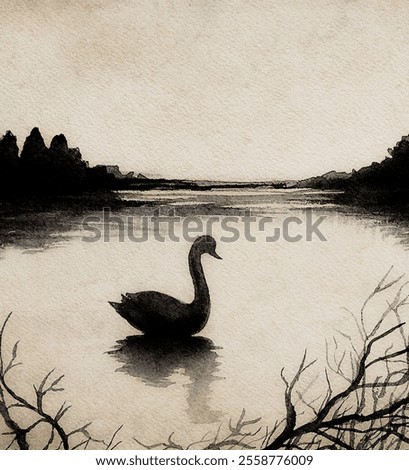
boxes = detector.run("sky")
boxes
[1,0,409,181]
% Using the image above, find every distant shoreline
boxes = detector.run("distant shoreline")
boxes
[2,127,409,213]
[114,178,290,191]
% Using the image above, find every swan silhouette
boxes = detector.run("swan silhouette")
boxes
[109,235,222,337]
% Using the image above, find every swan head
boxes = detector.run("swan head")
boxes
[193,235,222,260]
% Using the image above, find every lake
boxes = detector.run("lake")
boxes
[0,188,409,449]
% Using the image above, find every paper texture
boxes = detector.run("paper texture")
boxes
[0,1,408,451]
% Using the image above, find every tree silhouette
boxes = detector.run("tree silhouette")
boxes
[0,127,121,196]
[0,131,19,193]
[0,313,122,450]
[19,128,88,194]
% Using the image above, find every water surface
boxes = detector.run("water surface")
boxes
[0,189,408,448]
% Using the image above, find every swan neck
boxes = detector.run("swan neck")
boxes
[189,248,209,303]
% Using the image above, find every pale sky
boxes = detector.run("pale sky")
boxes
[1,0,409,180]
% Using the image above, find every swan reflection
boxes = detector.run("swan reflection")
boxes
[108,335,223,423]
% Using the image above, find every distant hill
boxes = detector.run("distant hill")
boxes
[348,135,409,190]
[0,128,136,196]
[296,170,351,189]
[95,165,134,180]
[296,134,409,207]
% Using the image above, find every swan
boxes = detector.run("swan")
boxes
[109,235,222,337]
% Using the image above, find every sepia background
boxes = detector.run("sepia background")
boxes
[1,0,409,180]
[0,0,409,450]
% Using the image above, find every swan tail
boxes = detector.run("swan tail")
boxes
[108,301,122,313]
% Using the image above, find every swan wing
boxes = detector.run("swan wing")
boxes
[112,291,190,332]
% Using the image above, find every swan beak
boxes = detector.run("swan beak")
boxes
[211,251,222,260]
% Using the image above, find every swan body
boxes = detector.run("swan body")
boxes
[109,235,221,337]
